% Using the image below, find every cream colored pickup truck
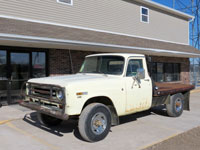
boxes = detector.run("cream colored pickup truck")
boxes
[20,53,194,142]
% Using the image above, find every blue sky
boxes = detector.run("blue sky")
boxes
[152,0,193,15]
[152,0,191,8]
[152,0,174,7]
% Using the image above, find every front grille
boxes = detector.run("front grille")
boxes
[27,83,64,103]
[32,87,52,99]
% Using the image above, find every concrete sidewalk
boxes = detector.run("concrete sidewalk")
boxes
[0,92,200,150]
[191,87,200,94]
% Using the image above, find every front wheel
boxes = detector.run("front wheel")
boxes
[166,93,184,117]
[78,103,111,142]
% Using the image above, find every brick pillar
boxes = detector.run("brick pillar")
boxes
[180,58,190,84]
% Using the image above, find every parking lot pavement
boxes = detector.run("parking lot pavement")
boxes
[0,92,200,150]
[0,104,32,122]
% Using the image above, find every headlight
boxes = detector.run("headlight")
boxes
[56,90,64,100]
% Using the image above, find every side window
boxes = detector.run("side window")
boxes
[126,59,143,77]
[140,7,149,23]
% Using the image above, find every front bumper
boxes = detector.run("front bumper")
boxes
[19,101,69,120]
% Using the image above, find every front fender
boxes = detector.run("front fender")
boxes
[66,92,125,116]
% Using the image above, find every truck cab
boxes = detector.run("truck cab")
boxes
[20,53,194,142]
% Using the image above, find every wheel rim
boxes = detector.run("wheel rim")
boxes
[91,112,107,135]
[175,98,182,112]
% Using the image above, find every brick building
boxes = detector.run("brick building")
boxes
[0,0,199,104]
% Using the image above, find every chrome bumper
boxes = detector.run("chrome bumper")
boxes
[19,101,69,120]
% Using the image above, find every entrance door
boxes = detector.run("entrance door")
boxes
[0,50,47,105]
[9,52,30,104]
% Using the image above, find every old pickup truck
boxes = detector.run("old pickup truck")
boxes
[20,53,194,142]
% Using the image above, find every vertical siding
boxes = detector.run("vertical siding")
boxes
[0,0,189,44]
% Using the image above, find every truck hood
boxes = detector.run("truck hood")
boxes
[28,73,115,87]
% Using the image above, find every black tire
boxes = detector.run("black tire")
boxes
[78,103,111,142]
[37,112,62,127]
[166,93,184,117]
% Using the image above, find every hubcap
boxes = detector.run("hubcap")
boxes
[175,98,182,112]
[91,112,107,135]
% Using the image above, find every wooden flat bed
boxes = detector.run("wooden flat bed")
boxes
[153,82,195,97]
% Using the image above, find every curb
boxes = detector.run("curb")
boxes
[139,133,180,150]
[191,88,200,94]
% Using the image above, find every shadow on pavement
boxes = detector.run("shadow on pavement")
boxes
[23,112,82,140]
[23,106,168,141]
[119,105,168,125]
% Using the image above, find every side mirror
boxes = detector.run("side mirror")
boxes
[136,68,145,79]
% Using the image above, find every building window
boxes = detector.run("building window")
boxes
[57,0,73,6]
[140,7,149,23]
[0,50,7,94]
[0,50,7,79]
[32,52,46,78]
[151,62,180,82]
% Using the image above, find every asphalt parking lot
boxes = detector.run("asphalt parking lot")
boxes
[0,92,200,150]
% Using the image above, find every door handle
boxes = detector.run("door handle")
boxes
[144,79,150,82]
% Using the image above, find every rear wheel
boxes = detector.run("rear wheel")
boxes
[37,112,62,127]
[78,103,111,142]
[166,93,184,117]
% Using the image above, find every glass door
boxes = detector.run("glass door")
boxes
[0,49,47,105]
[0,50,8,104]
[9,52,30,103]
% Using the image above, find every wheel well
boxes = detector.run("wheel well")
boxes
[82,96,119,125]
[82,96,113,110]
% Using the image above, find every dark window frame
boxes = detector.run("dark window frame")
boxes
[0,47,48,104]
[151,62,181,82]
[0,47,49,78]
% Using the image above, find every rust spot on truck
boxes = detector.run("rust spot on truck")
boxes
[125,100,150,113]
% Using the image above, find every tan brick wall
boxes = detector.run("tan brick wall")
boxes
[151,56,190,84]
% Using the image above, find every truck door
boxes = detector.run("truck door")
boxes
[124,57,152,113]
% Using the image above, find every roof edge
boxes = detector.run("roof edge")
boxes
[136,0,194,20]
[0,33,199,58]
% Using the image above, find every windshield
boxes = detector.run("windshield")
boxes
[79,56,125,75]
